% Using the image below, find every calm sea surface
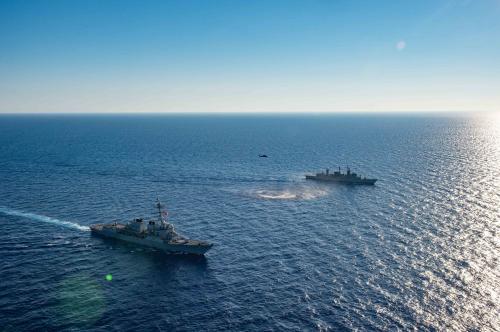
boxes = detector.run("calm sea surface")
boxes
[0,114,498,331]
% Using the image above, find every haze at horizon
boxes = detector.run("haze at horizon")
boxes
[0,0,499,114]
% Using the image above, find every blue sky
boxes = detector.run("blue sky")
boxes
[0,0,499,113]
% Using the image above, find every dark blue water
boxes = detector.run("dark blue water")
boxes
[0,114,498,331]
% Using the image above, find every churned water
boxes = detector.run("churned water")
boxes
[0,114,498,331]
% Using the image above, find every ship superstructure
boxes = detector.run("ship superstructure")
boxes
[305,167,377,185]
[90,199,212,255]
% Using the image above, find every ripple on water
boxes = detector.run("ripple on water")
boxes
[0,114,499,331]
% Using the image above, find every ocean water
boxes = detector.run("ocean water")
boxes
[0,114,498,331]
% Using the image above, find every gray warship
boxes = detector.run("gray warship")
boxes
[305,167,377,185]
[90,199,213,255]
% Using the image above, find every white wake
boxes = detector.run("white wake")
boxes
[251,187,329,200]
[0,206,90,231]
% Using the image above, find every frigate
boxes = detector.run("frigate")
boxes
[305,167,377,185]
[90,199,212,255]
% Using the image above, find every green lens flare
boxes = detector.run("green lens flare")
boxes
[105,274,112,281]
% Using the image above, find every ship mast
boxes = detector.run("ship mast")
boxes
[156,197,163,223]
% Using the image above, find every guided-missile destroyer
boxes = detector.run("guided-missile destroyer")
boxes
[90,199,212,255]
[306,167,377,185]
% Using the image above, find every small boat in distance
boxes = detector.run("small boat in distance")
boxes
[259,154,268,158]
[305,167,377,185]
[90,199,213,255]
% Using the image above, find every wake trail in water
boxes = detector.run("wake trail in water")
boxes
[0,206,90,231]
[246,187,329,200]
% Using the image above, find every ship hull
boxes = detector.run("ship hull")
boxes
[305,175,377,185]
[90,226,212,255]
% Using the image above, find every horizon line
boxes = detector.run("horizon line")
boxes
[0,110,496,116]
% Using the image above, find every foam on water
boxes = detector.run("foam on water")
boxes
[0,206,89,231]
[255,190,297,200]
[251,187,329,200]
